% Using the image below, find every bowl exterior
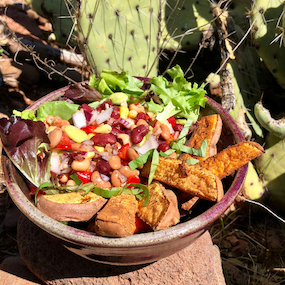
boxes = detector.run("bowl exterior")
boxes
[2,83,247,265]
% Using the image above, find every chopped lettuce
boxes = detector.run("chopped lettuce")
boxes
[36,101,80,122]
[148,65,207,122]
[13,109,36,120]
[89,70,144,97]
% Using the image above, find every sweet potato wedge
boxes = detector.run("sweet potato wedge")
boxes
[36,191,107,222]
[193,141,265,179]
[94,194,138,238]
[180,114,223,161]
[137,181,180,231]
[141,157,223,201]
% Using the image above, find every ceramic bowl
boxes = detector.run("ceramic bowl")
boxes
[2,83,247,266]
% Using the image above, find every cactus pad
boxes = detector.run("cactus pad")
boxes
[77,0,160,77]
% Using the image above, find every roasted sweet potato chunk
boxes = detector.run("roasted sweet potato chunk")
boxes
[94,194,138,238]
[194,141,265,179]
[137,182,180,231]
[141,157,223,201]
[180,114,223,161]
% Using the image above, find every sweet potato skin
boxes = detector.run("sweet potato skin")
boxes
[137,182,180,231]
[94,194,138,238]
[36,191,107,222]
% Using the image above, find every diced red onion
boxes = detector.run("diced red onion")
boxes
[100,174,110,182]
[50,152,61,175]
[89,162,96,172]
[153,127,162,137]
[72,110,87,129]
[96,107,114,125]
[84,110,93,124]
[133,135,159,155]
[88,110,99,125]
[100,151,110,161]
[119,172,128,183]
[117,118,134,129]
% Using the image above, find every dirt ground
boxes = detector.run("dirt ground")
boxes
[1,1,285,284]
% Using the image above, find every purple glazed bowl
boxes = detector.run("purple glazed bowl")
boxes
[2,82,247,266]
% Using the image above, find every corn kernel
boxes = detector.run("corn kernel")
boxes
[136,135,147,147]
[94,146,104,153]
[120,106,129,119]
[95,124,112,133]
[128,110,138,119]
[86,151,95,159]
[87,133,95,139]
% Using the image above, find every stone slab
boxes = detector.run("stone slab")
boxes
[16,214,226,285]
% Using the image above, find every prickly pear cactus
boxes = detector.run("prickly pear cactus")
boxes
[250,0,285,89]
[243,161,265,200]
[161,0,213,51]
[30,0,77,46]
[255,133,285,212]
[77,0,160,77]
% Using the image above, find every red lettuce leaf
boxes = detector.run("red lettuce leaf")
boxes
[0,117,51,187]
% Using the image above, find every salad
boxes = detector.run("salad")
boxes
[0,65,213,237]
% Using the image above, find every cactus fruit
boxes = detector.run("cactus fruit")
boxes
[30,0,77,46]
[160,0,213,51]
[250,0,285,89]
[76,0,160,78]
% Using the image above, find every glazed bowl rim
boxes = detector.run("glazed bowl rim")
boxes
[3,82,247,248]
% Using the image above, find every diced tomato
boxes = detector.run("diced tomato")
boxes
[126,175,140,188]
[75,170,92,184]
[56,131,73,149]
[165,133,176,144]
[167,116,176,127]
[80,125,98,134]
[145,113,150,121]
[117,143,130,161]
[134,216,152,233]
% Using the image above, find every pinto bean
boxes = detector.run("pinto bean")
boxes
[66,180,77,186]
[108,156,121,170]
[136,119,149,126]
[111,170,121,187]
[160,124,170,140]
[119,166,139,178]
[48,127,62,148]
[91,171,111,189]
[129,103,145,113]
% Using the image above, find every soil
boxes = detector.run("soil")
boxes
[1,1,285,285]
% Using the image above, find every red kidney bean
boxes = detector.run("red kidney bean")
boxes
[91,133,116,146]
[173,123,184,132]
[110,127,123,136]
[131,124,149,144]
[111,106,120,119]
[157,142,170,152]
[97,159,111,175]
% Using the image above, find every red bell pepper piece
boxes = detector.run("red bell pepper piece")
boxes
[56,131,73,150]
[167,116,176,127]
[75,170,92,184]
[80,125,98,134]
[165,133,176,144]
[134,216,152,233]
[126,175,140,189]
[117,143,130,161]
